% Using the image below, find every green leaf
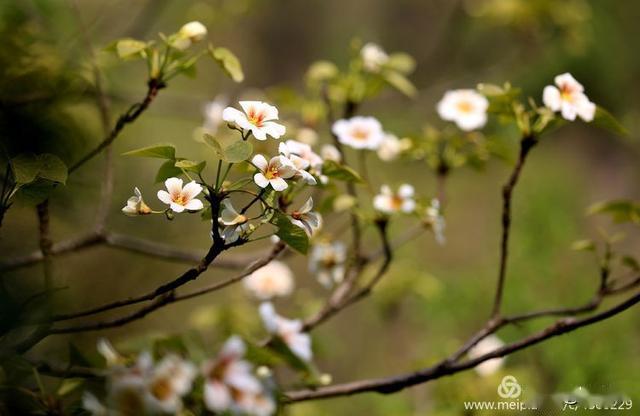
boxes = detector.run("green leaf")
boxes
[571,239,595,252]
[268,336,312,374]
[203,134,224,156]
[383,71,417,98]
[114,38,148,59]
[621,255,640,271]
[175,159,206,174]
[123,144,176,159]
[322,160,363,183]
[224,141,253,163]
[210,46,244,82]
[272,211,309,254]
[57,378,84,396]
[386,52,416,74]
[11,153,67,185]
[155,160,183,183]
[306,60,339,84]
[16,181,56,204]
[588,200,640,224]
[592,106,628,136]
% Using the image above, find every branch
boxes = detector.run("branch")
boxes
[36,200,54,290]
[284,291,640,403]
[491,135,537,318]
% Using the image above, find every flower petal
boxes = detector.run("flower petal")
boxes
[165,177,183,195]
[542,86,561,112]
[251,154,269,171]
[184,199,204,211]
[203,381,232,412]
[270,177,288,191]
[157,190,173,205]
[261,121,286,139]
[253,173,269,188]
[170,202,186,213]
[181,181,203,200]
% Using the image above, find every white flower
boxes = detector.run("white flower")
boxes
[373,184,416,214]
[244,260,294,300]
[203,96,227,134]
[321,144,342,163]
[437,89,489,131]
[223,101,286,140]
[259,302,312,362]
[543,72,595,122]
[173,21,208,50]
[202,336,269,415]
[144,355,197,413]
[122,187,151,216]
[468,335,505,377]
[377,133,404,161]
[157,178,204,213]
[97,338,122,367]
[290,197,322,236]
[282,140,323,168]
[425,198,446,245]
[309,241,347,288]
[332,116,385,150]
[278,142,318,185]
[361,42,389,72]
[296,127,319,145]
[219,199,248,226]
[251,154,297,191]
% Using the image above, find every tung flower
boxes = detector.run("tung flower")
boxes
[543,72,595,122]
[290,197,322,236]
[278,142,318,185]
[360,42,389,72]
[251,154,296,191]
[321,144,342,163]
[144,355,197,413]
[373,184,416,214]
[173,21,207,50]
[244,260,294,300]
[223,101,286,140]
[203,96,227,134]
[437,89,489,131]
[259,302,313,362]
[157,178,204,213]
[377,133,410,161]
[122,187,151,216]
[332,116,385,150]
[309,241,347,288]
[467,335,505,377]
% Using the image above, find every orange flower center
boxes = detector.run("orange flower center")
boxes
[559,83,575,102]
[151,378,173,401]
[456,100,474,113]
[264,165,279,179]
[247,109,266,127]
[350,127,370,141]
[390,195,403,210]
[173,193,187,205]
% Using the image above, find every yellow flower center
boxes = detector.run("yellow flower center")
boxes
[151,378,173,401]
[350,127,370,141]
[264,165,279,179]
[456,100,474,114]
[247,109,266,127]
[173,194,187,205]
[390,195,403,210]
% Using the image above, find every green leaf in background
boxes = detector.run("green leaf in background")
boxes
[123,144,176,159]
[588,199,640,224]
[224,140,253,162]
[175,159,206,174]
[383,70,417,98]
[272,211,309,254]
[386,52,416,75]
[592,106,628,137]
[113,38,147,59]
[322,160,363,183]
[571,239,595,252]
[11,153,68,185]
[210,46,244,82]
[621,255,640,271]
[268,336,312,374]
[155,160,183,183]
[306,60,339,84]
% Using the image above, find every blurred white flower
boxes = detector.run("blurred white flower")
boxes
[361,42,389,72]
[173,21,207,50]
[309,241,347,288]
[122,187,151,216]
[244,260,294,300]
[543,72,595,122]
[202,96,227,135]
[252,154,297,191]
[373,184,416,214]
[157,178,204,213]
[437,89,489,131]
[259,302,313,362]
[202,336,273,415]
[296,127,319,145]
[467,335,505,377]
[290,197,322,236]
[332,116,385,150]
[97,338,123,367]
[376,133,409,161]
[278,142,317,185]
[144,355,197,413]
[425,198,446,245]
[321,144,342,163]
[219,199,248,226]
[223,101,286,140]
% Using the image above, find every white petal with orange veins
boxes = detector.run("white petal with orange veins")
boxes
[170,202,186,213]
[184,199,203,211]
[165,177,183,195]
[157,190,173,205]
[555,72,583,92]
[251,154,269,171]
[253,173,269,188]
[182,181,203,199]
[270,177,288,191]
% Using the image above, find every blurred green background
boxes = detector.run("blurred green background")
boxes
[1,0,639,414]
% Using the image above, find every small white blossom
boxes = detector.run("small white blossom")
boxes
[296,127,319,145]
[217,199,250,243]
[425,198,445,245]
[437,89,489,131]
[144,355,197,413]
[173,21,207,50]
[332,116,385,150]
[244,260,294,300]
[122,187,151,216]
[223,101,286,140]
[290,197,322,236]
[203,95,227,134]
[157,178,204,213]
[543,72,595,122]
[278,142,317,185]
[468,335,505,377]
[309,241,347,288]
[321,144,342,163]
[361,42,389,72]
[251,154,297,191]
[373,184,416,214]
[376,133,406,161]
[259,302,313,362]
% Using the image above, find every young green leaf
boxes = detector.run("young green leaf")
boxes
[11,153,67,185]
[175,159,206,174]
[272,211,309,254]
[224,140,253,163]
[114,38,148,59]
[588,199,640,224]
[322,160,363,183]
[210,46,244,82]
[123,144,176,159]
[383,71,417,98]
[155,160,183,183]
[386,52,416,75]
[592,106,628,137]
[38,154,68,184]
